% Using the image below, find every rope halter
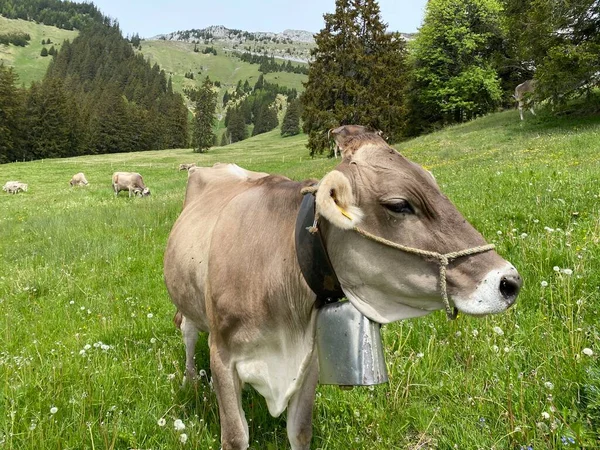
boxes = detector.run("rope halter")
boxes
[300,186,496,320]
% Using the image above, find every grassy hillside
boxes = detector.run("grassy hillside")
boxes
[139,39,307,96]
[0,15,77,86]
[1,109,599,449]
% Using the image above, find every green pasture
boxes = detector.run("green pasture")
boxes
[0,15,77,86]
[1,109,599,449]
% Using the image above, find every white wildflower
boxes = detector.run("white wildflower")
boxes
[544,381,554,390]
[472,329,479,337]
[174,419,186,431]
[157,418,166,427]
[520,233,528,239]
[147,313,153,319]
[553,266,560,272]
[541,412,550,420]
[179,433,188,444]
[561,268,573,276]
[541,281,548,288]
[416,352,424,358]
[492,345,499,353]
[50,406,58,414]
[497,230,503,236]
[493,326,504,336]
[101,344,110,351]
[167,373,176,381]
[582,348,594,356]
[84,344,91,350]
[545,227,555,233]
[150,338,157,344]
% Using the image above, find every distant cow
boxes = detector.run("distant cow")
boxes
[514,79,536,121]
[2,181,28,194]
[328,125,384,158]
[179,163,197,171]
[70,172,89,187]
[112,172,150,197]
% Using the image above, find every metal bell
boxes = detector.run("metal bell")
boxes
[316,300,389,386]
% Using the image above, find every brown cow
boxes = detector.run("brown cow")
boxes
[112,172,150,197]
[514,79,536,121]
[69,172,89,187]
[178,163,197,171]
[329,124,384,158]
[164,128,522,450]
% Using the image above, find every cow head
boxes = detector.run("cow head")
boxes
[141,187,151,197]
[316,127,521,323]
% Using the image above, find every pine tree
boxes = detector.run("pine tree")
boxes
[226,107,247,143]
[192,77,217,153]
[0,64,25,163]
[252,102,279,136]
[40,47,48,57]
[301,0,408,156]
[281,98,301,136]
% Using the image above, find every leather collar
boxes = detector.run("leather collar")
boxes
[295,192,345,308]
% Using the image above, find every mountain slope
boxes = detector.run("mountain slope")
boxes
[0,15,77,86]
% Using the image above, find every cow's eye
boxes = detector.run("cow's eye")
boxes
[383,200,414,214]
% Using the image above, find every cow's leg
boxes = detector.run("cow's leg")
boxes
[519,105,524,121]
[530,106,536,116]
[128,187,133,198]
[180,316,199,383]
[286,349,318,450]
[210,337,249,450]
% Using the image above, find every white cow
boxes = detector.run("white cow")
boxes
[112,172,150,197]
[2,181,28,194]
[514,79,536,121]
[70,172,89,187]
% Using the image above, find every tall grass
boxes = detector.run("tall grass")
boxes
[1,110,599,449]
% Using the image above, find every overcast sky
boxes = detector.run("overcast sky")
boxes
[89,0,428,38]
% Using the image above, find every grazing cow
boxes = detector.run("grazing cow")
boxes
[514,79,536,121]
[2,181,28,194]
[178,163,197,171]
[69,172,89,187]
[164,128,522,450]
[111,172,150,197]
[328,125,384,158]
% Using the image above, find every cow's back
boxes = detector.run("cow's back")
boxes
[164,164,269,330]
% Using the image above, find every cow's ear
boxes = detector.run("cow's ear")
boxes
[316,170,363,229]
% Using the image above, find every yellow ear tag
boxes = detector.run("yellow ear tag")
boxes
[337,205,353,221]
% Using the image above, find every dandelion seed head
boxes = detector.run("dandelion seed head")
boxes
[157,418,166,427]
[50,406,58,414]
[174,419,186,431]
[147,313,154,319]
[179,433,188,444]
[541,411,550,420]
[541,281,548,288]
[493,326,504,336]
[582,348,594,356]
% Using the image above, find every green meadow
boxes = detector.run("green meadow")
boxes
[1,109,599,449]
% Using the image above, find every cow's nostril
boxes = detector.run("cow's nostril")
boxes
[499,275,521,302]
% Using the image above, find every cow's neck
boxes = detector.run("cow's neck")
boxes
[295,192,345,307]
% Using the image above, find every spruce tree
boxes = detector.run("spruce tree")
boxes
[281,99,301,136]
[0,65,25,163]
[193,77,217,153]
[301,0,408,156]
